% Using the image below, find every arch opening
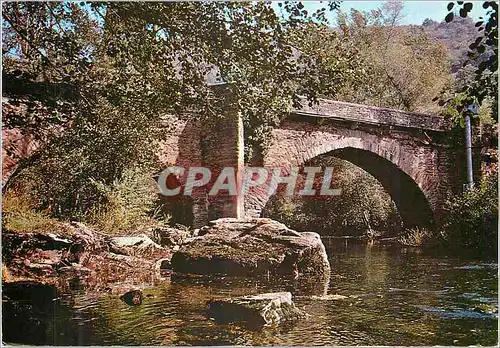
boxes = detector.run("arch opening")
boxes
[330,147,434,229]
[260,147,434,234]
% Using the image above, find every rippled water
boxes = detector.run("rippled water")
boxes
[3,239,498,345]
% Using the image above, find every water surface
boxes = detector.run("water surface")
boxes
[3,239,498,345]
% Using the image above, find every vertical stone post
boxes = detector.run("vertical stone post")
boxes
[193,83,244,227]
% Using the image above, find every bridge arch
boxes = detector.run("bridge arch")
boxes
[244,119,442,228]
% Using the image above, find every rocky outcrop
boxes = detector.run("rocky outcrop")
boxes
[109,234,167,259]
[2,222,181,291]
[151,226,192,247]
[171,218,330,277]
[2,222,106,282]
[207,292,308,327]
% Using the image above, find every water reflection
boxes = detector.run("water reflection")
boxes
[2,239,498,346]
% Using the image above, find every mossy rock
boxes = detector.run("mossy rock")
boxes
[171,218,330,278]
[207,292,308,328]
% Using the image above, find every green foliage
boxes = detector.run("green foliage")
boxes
[92,2,362,161]
[442,1,498,121]
[398,227,434,247]
[477,97,495,125]
[2,185,65,235]
[336,1,453,113]
[441,175,498,254]
[263,156,401,236]
[2,2,99,82]
[441,92,494,127]
[2,2,100,137]
[2,2,364,224]
[261,196,310,230]
[423,17,479,74]
[15,92,166,221]
[87,167,168,234]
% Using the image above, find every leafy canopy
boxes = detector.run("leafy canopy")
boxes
[2,1,366,219]
[336,2,453,113]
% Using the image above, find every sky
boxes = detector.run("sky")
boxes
[278,1,489,25]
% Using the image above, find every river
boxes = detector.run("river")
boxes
[3,238,498,346]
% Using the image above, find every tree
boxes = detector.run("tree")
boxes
[336,2,453,113]
[100,2,364,160]
[263,156,400,236]
[441,174,498,257]
[3,2,364,221]
[2,2,99,136]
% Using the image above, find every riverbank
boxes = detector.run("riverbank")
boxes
[2,221,184,293]
[2,218,333,294]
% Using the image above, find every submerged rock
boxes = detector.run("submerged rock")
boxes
[207,292,308,327]
[310,294,348,300]
[120,289,143,306]
[156,258,172,270]
[171,218,330,277]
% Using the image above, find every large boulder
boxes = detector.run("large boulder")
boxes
[171,218,330,277]
[207,292,308,327]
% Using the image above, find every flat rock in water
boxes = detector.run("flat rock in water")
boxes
[171,218,330,277]
[207,292,308,327]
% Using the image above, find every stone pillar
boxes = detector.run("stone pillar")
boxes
[193,83,244,227]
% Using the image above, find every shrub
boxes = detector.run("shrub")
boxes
[441,175,498,256]
[262,196,311,231]
[86,167,169,235]
[262,156,401,237]
[398,227,434,247]
[5,90,171,234]
[2,185,64,234]
[6,165,168,236]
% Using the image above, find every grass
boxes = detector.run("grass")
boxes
[2,189,172,238]
[2,189,71,235]
[2,178,172,237]
[398,227,433,247]
[86,196,173,236]
[85,167,172,236]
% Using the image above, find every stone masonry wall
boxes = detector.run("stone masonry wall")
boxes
[2,94,463,228]
[198,87,244,225]
[293,98,451,131]
[157,99,462,227]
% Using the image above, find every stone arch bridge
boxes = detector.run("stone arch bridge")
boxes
[160,92,465,229]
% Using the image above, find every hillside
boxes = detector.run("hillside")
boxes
[422,16,479,73]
